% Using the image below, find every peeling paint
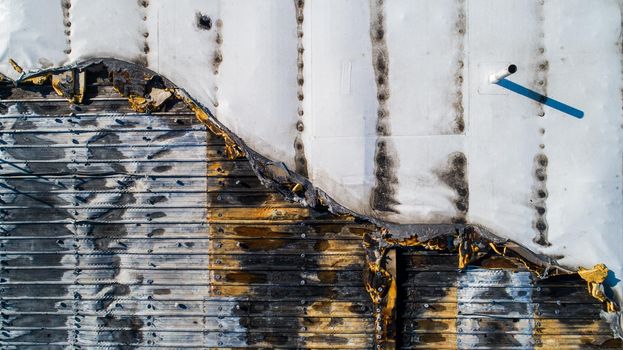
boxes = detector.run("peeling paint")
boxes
[579,264,618,312]
[8,59,23,74]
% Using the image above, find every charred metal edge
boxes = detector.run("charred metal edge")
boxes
[9,58,622,341]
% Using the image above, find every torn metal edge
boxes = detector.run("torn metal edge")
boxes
[7,57,622,341]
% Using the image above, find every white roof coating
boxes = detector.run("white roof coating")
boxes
[0,0,621,310]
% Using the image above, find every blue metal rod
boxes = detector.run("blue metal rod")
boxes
[496,78,584,119]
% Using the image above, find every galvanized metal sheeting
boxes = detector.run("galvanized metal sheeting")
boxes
[0,76,620,348]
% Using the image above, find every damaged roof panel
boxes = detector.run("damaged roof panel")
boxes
[0,0,622,345]
[0,59,621,348]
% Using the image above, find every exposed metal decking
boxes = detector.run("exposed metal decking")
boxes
[0,67,620,349]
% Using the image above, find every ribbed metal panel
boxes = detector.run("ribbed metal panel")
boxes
[0,83,212,348]
[0,80,375,349]
[0,74,620,349]
[396,249,617,349]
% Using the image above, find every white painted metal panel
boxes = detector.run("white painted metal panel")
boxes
[0,0,67,78]
[69,0,144,64]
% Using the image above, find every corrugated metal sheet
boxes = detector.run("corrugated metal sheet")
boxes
[0,72,378,349]
[0,66,620,349]
[396,249,618,348]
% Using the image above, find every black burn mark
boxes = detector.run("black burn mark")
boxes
[453,0,466,133]
[294,135,308,177]
[212,19,223,76]
[138,0,150,66]
[79,67,142,346]
[205,128,372,347]
[293,0,309,177]
[97,314,144,347]
[369,0,400,214]
[370,140,400,213]
[196,12,212,30]
[435,152,468,223]
[61,0,72,55]
[395,247,456,348]
[534,2,548,117]
[5,119,65,161]
[532,153,550,246]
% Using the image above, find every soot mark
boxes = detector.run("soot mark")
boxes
[196,12,212,30]
[294,0,308,177]
[369,0,400,214]
[370,140,400,213]
[534,2,548,117]
[212,19,223,75]
[138,0,149,67]
[61,0,72,55]
[294,135,308,177]
[532,153,550,246]
[97,314,144,347]
[396,247,457,347]
[435,152,468,223]
[453,0,466,133]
